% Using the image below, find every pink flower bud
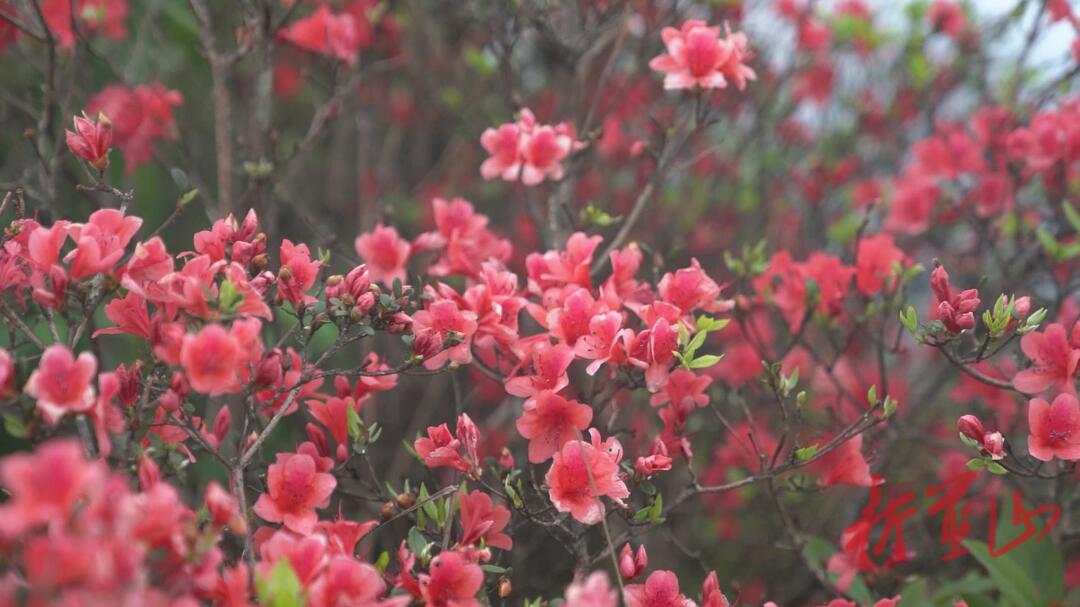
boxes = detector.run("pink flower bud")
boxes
[957,414,985,443]
[206,481,248,535]
[65,112,112,171]
[138,455,161,490]
[982,431,1006,460]
[618,543,648,580]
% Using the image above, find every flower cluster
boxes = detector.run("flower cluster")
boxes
[4,1,1080,605]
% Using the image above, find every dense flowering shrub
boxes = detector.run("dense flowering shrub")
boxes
[0,0,1079,606]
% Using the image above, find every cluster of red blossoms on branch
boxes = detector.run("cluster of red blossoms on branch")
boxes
[4,0,1080,605]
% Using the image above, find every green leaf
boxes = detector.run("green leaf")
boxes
[3,413,29,439]
[963,540,1044,607]
[688,354,722,369]
[1036,228,1062,260]
[169,167,190,189]
[217,279,239,313]
[581,203,622,227]
[685,329,708,359]
[255,559,304,607]
[407,526,430,560]
[882,396,898,418]
[346,406,362,441]
[632,505,652,523]
[965,458,986,471]
[1064,202,1080,235]
[676,322,689,347]
[988,495,1064,604]
[696,316,730,333]
[177,189,199,208]
[899,305,918,335]
[796,444,818,461]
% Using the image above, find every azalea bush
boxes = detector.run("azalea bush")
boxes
[1,0,1080,606]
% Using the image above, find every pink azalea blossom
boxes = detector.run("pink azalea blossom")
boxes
[253,452,336,534]
[355,223,411,285]
[24,345,97,425]
[648,20,756,91]
[515,390,593,463]
[1014,322,1080,395]
[546,436,629,524]
[1028,393,1080,461]
[623,570,696,607]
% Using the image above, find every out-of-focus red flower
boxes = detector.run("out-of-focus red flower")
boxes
[355,223,411,285]
[815,434,883,487]
[855,233,907,296]
[278,4,362,64]
[41,0,129,48]
[86,83,183,172]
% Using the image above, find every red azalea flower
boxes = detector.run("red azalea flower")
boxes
[546,436,628,524]
[0,440,98,538]
[355,223,411,286]
[65,112,113,171]
[180,324,242,396]
[505,341,574,398]
[1014,322,1080,395]
[618,543,648,580]
[648,20,756,91]
[929,265,980,334]
[253,452,336,534]
[64,209,142,279]
[457,489,512,550]
[1027,393,1080,461]
[515,390,593,463]
[278,239,321,308]
[816,434,883,487]
[419,550,484,607]
[623,570,695,607]
[86,83,183,172]
[564,571,618,607]
[855,233,907,296]
[24,345,97,425]
[278,5,362,64]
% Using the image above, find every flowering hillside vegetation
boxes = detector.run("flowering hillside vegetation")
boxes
[0,1,1079,606]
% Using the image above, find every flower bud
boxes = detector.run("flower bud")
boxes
[982,431,1006,460]
[138,454,161,490]
[956,414,985,443]
[349,305,367,323]
[396,492,416,509]
[65,112,113,172]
